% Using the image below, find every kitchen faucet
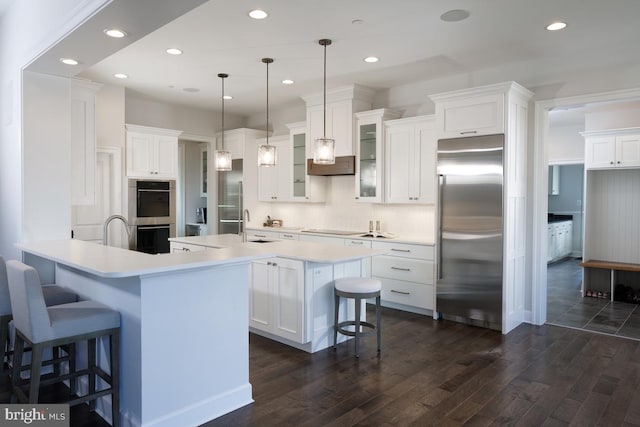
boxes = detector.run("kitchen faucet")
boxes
[241,209,250,242]
[103,215,131,247]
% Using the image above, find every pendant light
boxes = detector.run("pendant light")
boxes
[313,38,335,165]
[258,58,277,167]
[215,73,232,171]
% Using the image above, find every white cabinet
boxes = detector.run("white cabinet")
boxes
[548,165,560,195]
[583,129,640,170]
[431,92,504,138]
[126,124,182,179]
[547,221,573,262]
[257,135,291,201]
[70,79,102,205]
[169,241,208,252]
[302,85,374,157]
[287,122,326,202]
[249,257,305,343]
[371,241,435,313]
[384,115,437,204]
[354,109,401,203]
[246,229,280,241]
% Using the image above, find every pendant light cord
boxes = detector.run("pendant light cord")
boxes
[323,41,327,139]
[221,76,225,150]
[266,59,269,145]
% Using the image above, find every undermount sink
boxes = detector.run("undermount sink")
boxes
[249,239,275,244]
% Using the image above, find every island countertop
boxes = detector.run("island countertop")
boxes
[169,234,385,263]
[17,239,274,278]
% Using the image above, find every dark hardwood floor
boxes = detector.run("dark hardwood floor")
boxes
[4,307,640,426]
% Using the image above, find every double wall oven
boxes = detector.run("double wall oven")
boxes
[128,179,176,254]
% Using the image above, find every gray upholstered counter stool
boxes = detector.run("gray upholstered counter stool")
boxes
[6,260,121,427]
[0,256,78,372]
[333,277,382,358]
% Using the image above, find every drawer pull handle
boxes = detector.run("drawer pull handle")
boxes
[351,241,363,245]
[283,234,293,238]
[391,267,411,271]
[391,248,411,253]
[255,234,266,238]
[390,290,410,295]
[460,130,478,135]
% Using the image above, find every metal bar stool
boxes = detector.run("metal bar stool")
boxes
[333,277,382,357]
[6,260,121,426]
[0,256,78,373]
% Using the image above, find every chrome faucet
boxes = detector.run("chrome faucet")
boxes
[241,209,251,242]
[103,215,131,247]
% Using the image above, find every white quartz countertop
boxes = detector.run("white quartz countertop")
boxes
[17,239,273,278]
[169,234,385,263]
[249,227,435,245]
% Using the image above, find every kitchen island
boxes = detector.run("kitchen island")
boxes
[18,236,380,427]
[169,234,384,354]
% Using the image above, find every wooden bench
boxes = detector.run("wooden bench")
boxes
[580,259,640,301]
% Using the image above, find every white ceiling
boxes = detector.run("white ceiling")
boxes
[31,0,640,117]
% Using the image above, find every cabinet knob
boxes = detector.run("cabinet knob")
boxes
[617,161,621,164]
[610,161,614,165]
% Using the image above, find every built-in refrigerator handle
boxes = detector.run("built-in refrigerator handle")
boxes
[238,181,243,234]
[438,174,445,280]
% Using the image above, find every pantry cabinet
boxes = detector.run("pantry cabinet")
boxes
[126,124,182,179]
[354,109,401,203]
[249,257,305,343]
[583,129,640,170]
[70,79,102,205]
[384,115,437,204]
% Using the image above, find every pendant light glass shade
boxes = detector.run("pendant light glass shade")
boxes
[258,58,277,167]
[313,38,335,165]
[216,73,232,171]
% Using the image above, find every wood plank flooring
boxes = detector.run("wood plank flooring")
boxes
[3,306,640,426]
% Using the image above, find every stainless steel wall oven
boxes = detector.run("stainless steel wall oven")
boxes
[128,179,176,253]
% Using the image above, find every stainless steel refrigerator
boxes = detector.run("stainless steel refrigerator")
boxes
[217,159,244,234]
[436,134,504,329]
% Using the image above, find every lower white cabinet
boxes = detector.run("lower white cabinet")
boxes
[249,257,305,343]
[371,241,435,313]
[169,242,208,252]
[547,221,573,262]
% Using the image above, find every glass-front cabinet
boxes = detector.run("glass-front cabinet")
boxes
[287,121,326,202]
[355,109,401,203]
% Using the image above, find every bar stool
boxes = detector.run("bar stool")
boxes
[0,256,78,371]
[333,277,382,358]
[6,260,121,426]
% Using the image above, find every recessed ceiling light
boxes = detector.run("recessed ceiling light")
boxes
[546,21,567,31]
[249,9,268,19]
[113,73,128,79]
[183,87,200,93]
[352,19,364,25]
[282,79,294,85]
[364,56,379,63]
[60,58,79,65]
[104,29,127,38]
[223,95,233,100]
[166,48,183,55]
[440,9,470,22]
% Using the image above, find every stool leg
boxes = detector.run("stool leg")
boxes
[11,334,25,403]
[110,330,120,427]
[333,293,340,350]
[376,295,381,352]
[68,343,77,396]
[28,343,44,404]
[354,296,361,358]
[88,338,97,410]
[0,316,9,373]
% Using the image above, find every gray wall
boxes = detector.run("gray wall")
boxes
[548,164,584,256]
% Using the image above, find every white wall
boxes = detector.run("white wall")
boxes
[548,123,585,164]
[585,100,640,132]
[125,91,246,137]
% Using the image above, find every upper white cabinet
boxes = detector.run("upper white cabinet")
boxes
[301,85,374,157]
[429,84,530,139]
[257,135,291,202]
[70,79,102,205]
[126,124,182,179]
[582,129,640,170]
[354,109,401,203]
[287,122,326,202]
[384,115,437,204]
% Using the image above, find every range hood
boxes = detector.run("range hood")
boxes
[307,156,355,176]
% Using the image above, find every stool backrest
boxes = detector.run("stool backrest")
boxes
[6,260,51,342]
[0,256,11,316]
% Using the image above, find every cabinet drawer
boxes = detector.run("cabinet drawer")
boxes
[371,241,433,260]
[170,242,207,252]
[344,239,372,248]
[380,278,433,310]
[248,230,280,240]
[372,256,433,284]
[279,232,299,240]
